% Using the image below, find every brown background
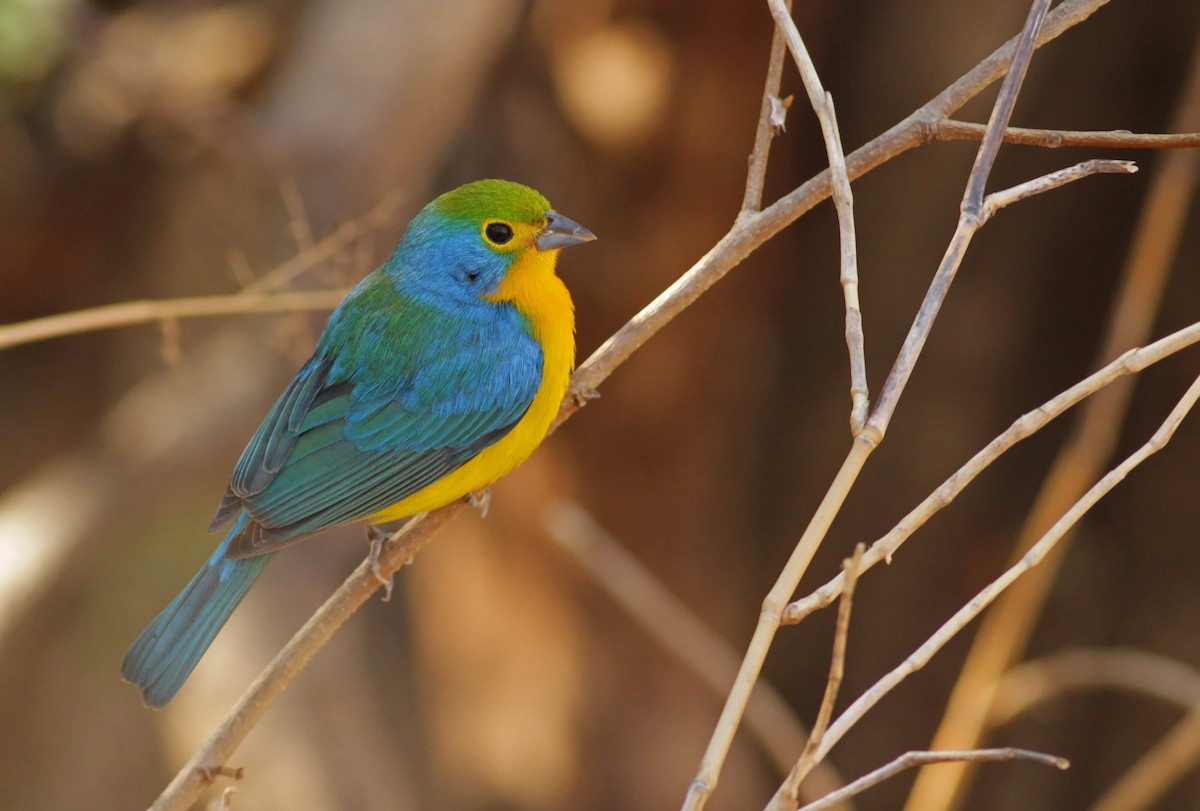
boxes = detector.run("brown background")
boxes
[1,0,1199,809]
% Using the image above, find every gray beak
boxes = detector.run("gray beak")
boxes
[536,210,596,251]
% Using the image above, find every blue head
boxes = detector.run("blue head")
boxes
[385,179,593,307]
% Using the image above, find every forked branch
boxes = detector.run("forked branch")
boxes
[146,1,1191,808]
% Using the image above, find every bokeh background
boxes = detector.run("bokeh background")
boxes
[2,0,1200,809]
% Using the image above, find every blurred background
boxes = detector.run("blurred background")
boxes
[1,0,1199,809]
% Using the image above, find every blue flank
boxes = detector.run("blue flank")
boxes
[122,513,272,708]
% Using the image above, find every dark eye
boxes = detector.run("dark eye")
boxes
[485,222,514,245]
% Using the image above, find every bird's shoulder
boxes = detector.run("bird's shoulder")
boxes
[318,271,541,392]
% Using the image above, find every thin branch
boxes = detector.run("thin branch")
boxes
[797,749,1068,811]
[149,505,465,811]
[150,1,1146,807]
[0,290,348,352]
[741,0,791,215]
[868,0,1051,440]
[244,189,404,294]
[963,0,1051,211]
[567,0,1120,406]
[784,317,1200,624]
[992,648,1200,725]
[980,159,1137,220]
[810,371,1200,768]
[770,546,865,811]
[541,502,848,805]
[905,28,1200,811]
[681,1,1108,807]
[936,120,1200,149]
[0,191,405,353]
[280,177,316,255]
[768,0,868,434]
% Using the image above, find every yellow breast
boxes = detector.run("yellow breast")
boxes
[367,247,575,522]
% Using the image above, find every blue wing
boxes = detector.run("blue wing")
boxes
[211,286,542,558]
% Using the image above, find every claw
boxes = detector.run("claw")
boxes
[467,487,491,518]
[365,524,394,602]
[569,386,601,407]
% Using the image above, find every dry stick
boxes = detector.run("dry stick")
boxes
[280,177,316,255]
[905,29,1200,811]
[149,504,465,811]
[683,2,1058,806]
[568,0,1116,408]
[769,546,865,811]
[992,648,1200,725]
[244,190,404,294]
[797,749,1068,811]
[0,192,404,353]
[805,370,1200,772]
[150,2,1123,807]
[869,0,1050,440]
[16,122,1196,357]
[936,120,1200,149]
[767,0,868,436]
[766,167,1135,810]
[0,3,1120,360]
[25,138,1199,358]
[1089,706,1200,811]
[0,290,349,352]
[541,503,848,806]
[785,317,1200,625]
[996,649,1200,811]
[741,0,791,215]
[982,159,1136,212]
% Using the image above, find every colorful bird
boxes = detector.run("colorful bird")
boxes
[122,179,595,707]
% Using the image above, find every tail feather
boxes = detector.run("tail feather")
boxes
[122,514,273,708]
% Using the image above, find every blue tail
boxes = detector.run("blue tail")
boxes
[122,513,273,708]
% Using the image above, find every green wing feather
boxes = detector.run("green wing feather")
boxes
[211,275,543,558]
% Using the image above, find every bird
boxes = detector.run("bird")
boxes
[122,179,595,707]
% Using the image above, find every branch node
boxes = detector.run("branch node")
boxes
[197,764,244,784]
[770,94,794,134]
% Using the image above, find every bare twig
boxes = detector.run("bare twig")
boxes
[148,505,465,811]
[741,0,791,215]
[785,317,1200,624]
[684,3,1061,807]
[150,2,1147,808]
[566,0,1119,408]
[936,120,1200,149]
[244,189,404,294]
[768,0,867,434]
[992,648,1200,725]
[542,502,848,805]
[964,0,1050,208]
[280,177,316,255]
[980,159,1137,218]
[0,191,405,353]
[905,29,1200,811]
[808,371,1200,768]
[0,290,348,352]
[797,749,1068,811]
[769,546,864,811]
[869,0,1051,441]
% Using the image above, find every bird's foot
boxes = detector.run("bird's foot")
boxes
[467,487,491,518]
[569,385,601,407]
[365,524,394,602]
